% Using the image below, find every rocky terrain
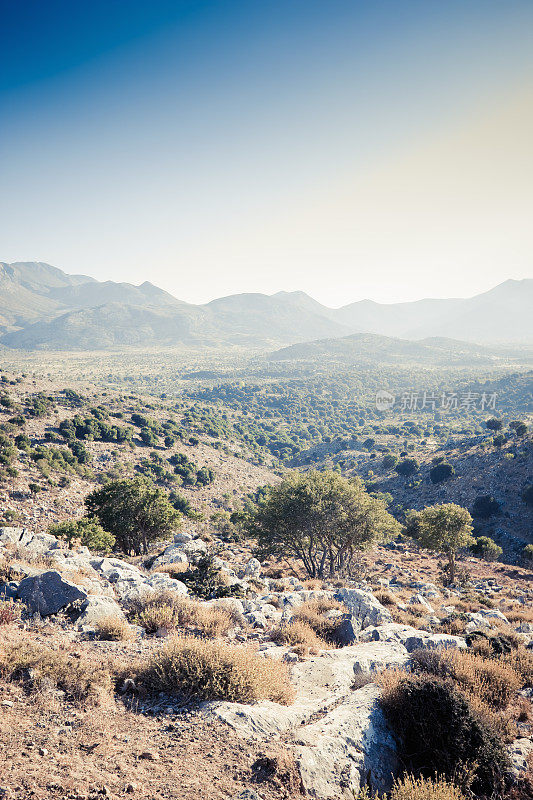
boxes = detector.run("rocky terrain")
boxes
[0,369,531,800]
[1,517,532,799]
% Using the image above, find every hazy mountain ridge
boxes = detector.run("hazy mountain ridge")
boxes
[0,262,531,350]
[268,332,533,367]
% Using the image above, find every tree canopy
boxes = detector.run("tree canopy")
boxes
[406,503,474,583]
[85,476,181,555]
[248,470,400,578]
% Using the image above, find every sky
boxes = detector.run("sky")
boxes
[1,0,532,307]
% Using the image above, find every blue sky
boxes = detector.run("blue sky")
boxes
[1,0,532,305]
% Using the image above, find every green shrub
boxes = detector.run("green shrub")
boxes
[395,458,419,477]
[48,517,115,553]
[523,543,533,563]
[471,495,500,519]
[429,463,454,484]
[469,536,502,562]
[379,673,509,794]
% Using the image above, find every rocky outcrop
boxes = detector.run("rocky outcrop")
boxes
[17,570,87,615]
[334,588,393,629]
[294,684,398,798]
[202,642,408,797]
[359,623,466,652]
[75,595,127,628]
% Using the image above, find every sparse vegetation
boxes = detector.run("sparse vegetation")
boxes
[134,636,295,703]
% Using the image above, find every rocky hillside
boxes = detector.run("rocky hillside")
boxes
[0,520,532,800]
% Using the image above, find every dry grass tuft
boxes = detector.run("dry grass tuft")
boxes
[0,635,111,704]
[290,598,346,644]
[388,773,466,800]
[410,648,521,710]
[0,599,22,625]
[153,562,189,577]
[94,615,133,641]
[133,592,234,639]
[374,590,398,606]
[136,635,295,704]
[499,646,533,687]
[271,620,326,650]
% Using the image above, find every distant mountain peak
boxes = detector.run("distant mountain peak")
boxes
[0,261,531,349]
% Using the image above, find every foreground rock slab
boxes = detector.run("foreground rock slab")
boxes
[202,642,408,798]
[17,570,87,616]
[294,684,398,798]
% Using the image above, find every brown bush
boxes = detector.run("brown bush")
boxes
[503,607,533,625]
[500,646,533,687]
[135,635,295,704]
[410,648,521,710]
[0,636,111,704]
[291,599,346,644]
[388,774,466,800]
[134,592,234,639]
[270,620,326,650]
[0,599,22,625]
[94,615,133,641]
[374,590,397,606]
[154,562,189,577]
[391,607,431,631]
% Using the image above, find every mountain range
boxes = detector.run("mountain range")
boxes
[0,261,532,350]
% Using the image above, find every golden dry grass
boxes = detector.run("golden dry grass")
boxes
[290,599,346,644]
[94,614,133,641]
[271,620,326,650]
[136,635,295,704]
[410,648,521,710]
[134,592,235,638]
[388,774,466,800]
[0,634,111,704]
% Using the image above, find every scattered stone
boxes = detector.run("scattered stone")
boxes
[17,570,87,616]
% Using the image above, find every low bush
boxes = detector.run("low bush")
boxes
[135,635,295,703]
[270,620,326,651]
[178,554,244,600]
[0,599,22,625]
[94,615,133,641]
[290,598,346,644]
[409,648,521,710]
[469,536,502,562]
[379,672,509,794]
[48,517,115,553]
[500,646,533,687]
[388,774,466,800]
[133,592,235,639]
[0,636,111,703]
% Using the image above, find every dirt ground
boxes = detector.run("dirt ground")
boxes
[0,682,303,800]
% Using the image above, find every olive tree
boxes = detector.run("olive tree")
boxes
[247,470,400,578]
[49,517,115,554]
[85,476,180,555]
[406,503,474,584]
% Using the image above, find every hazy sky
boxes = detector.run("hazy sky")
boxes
[1,0,532,307]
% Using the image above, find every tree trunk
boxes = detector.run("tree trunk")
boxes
[448,550,455,584]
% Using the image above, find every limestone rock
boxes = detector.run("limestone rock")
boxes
[17,570,87,616]
[75,595,126,627]
[334,589,392,629]
[294,684,398,798]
